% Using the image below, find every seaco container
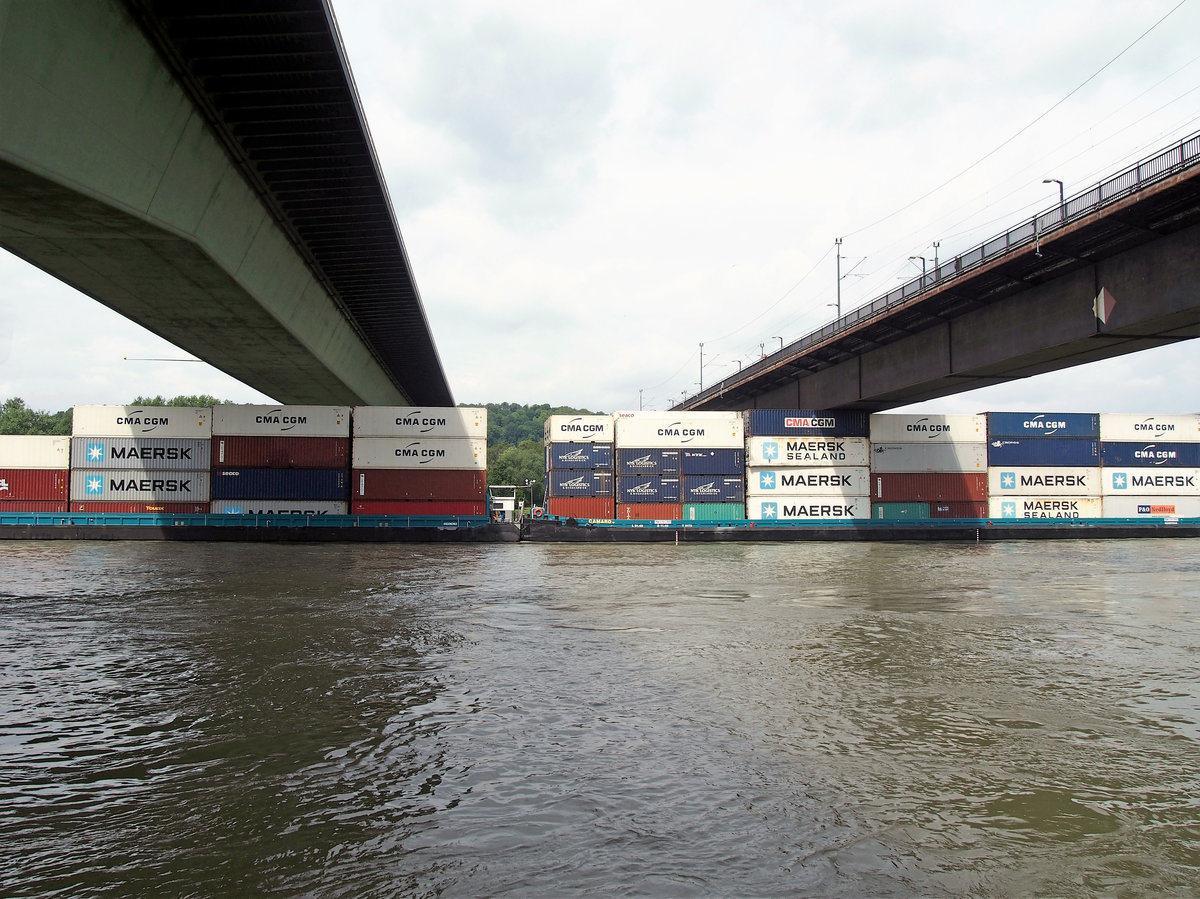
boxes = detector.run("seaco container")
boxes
[1102,468,1200,496]
[210,500,349,515]
[212,436,347,469]
[546,497,616,520]
[746,436,870,467]
[352,469,487,501]
[352,406,486,439]
[616,503,683,520]
[613,411,743,448]
[870,443,986,472]
[352,437,486,470]
[986,438,1101,467]
[1100,442,1200,468]
[743,409,869,438]
[548,469,615,498]
[681,475,745,504]
[746,496,869,521]
[683,503,746,521]
[544,414,613,444]
[869,413,986,443]
[987,496,1103,519]
[71,469,210,503]
[1099,413,1200,442]
[746,466,870,497]
[680,448,744,475]
[872,502,930,519]
[212,405,349,437]
[987,467,1101,497]
[0,436,70,469]
[616,448,681,476]
[210,468,347,501]
[870,472,988,502]
[0,469,68,501]
[71,437,210,470]
[986,412,1100,439]
[351,500,487,517]
[617,476,681,504]
[72,405,211,438]
[72,501,208,514]
[545,443,614,470]
[1102,496,1200,518]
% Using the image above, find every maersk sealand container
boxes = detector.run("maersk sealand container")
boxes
[986,412,1100,439]
[743,410,869,438]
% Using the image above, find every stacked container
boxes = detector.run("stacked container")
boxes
[613,412,742,520]
[870,414,988,519]
[744,409,871,522]
[210,405,350,515]
[0,435,70,512]
[985,412,1101,519]
[1099,413,1200,519]
[544,414,615,519]
[351,407,487,516]
[70,405,212,512]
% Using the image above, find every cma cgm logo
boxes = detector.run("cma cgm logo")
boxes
[85,476,105,495]
[86,443,106,462]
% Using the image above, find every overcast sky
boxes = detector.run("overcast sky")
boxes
[2,0,1199,414]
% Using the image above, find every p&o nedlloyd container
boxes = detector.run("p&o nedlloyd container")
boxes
[352,406,486,439]
[746,437,870,467]
[869,414,986,444]
[743,409,869,438]
[613,411,743,449]
[1101,496,1200,519]
[1098,413,1200,443]
[72,405,211,438]
[544,414,613,444]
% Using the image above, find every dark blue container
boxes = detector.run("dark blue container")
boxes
[548,469,614,497]
[545,442,613,470]
[745,409,869,438]
[211,468,348,500]
[617,476,681,504]
[680,448,744,475]
[681,475,745,503]
[986,412,1100,438]
[986,438,1100,467]
[616,448,681,476]
[1100,442,1200,467]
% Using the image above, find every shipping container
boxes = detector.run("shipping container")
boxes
[1102,496,1200,518]
[680,448,744,475]
[617,476,682,504]
[0,502,69,513]
[615,448,681,476]
[213,405,349,437]
[987,467,1101,497]
[72,405,211,438]
[1099,413,1200,442]
[548,469,615,498]
[212,436,347,469]
[210,468,346,501]
[871,472,988,502]
[0,469,68,501]
[872,502,931,519]
[72,501,210,514]
[743,409,870,438]
[544,414,613,444]
[545,442,614,470]
[71,437,211,470]
[681,475,745,504]
[351,500,487,516]
[351,406,486,438]
[746,496,869,521]
[987,496,1103,519]
[746,436,871,467]
[869,413,986,443]
[209,500,349,515]
[986,412,1100,439]
[545,497,616,520]
[0,436,70,469]
[870,442,987,472]
[616,503,683,520]
[352,437,486,470]
[613,411,743,448]
[1101,467,1200,496]
[683,503,746,521]
[930,501,989,519]
[986,438,1101,467]
[352,469,487,501]
[1100,441,1200,468]
[70,469,210,502]
[746,466,871,497]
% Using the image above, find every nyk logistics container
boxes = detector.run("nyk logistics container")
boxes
[743,409,870,438]
[870,443,986,472]
[72,405,210,438]
[1099,442,1200,468]
[212,404,349,437]
[616,448,681,476]
[0,469,68,501]
[747,466,871,497]
[212,436,347,469]
[352,406,486,439]
[869,413,986,443]
[1102,468,1200,495]
[352,437,486,470]
[210,468,347,501]
[548,469,615,498]
[872,473,988,502]
[746,496,870,520]
[613,411,743,448]
[988,496,1103,519]
[681,476,745,504]
[0,435,70,469]
[1102,496,1200,518]
[986,412,1100,439]
[71,437,211,470]
[544,414,613,444]
[680,448,744,475]
[71,469,210,503]
[986,438,1101,467]
[746,437,870,467]
[352,469,486,501]
[1098,413,1200,442]
[545,443,614,470]
[618,476,681,504]
[210,500,349,515]
[986,467,1102,497]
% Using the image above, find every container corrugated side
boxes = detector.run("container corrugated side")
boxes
[545,442,614,470]
[986,438,1100,467]
[616,503,682,520]
[1098,413,1200,442]
[1101,468,1200,496]
[352,469,487,501]
[71,469,210,502]
[352,437,486,470]
[680,448,744,475]
[71,437,211,470]
[746,496,869,520]
[615,448,681,476]
[681,475,745,504]
[210,468,346,501]
[987,496,1103,519]
[548,469,615,498]
[746,466,870,497]
[872,502,931,519]
[746,437,870,467]
[546,497,616,519]
[617,476,681,504]
[351,500,487,516]
[1100,442,1200,468]
[72,405,211,438]
[71,501,210,514]
[351,406,486,438]
[683,503,746,521]
[869,413,985,443]
[544,415,613,444]
[0,501,70,512]
[212,405,349,437]
[744,409,870,438]
[987,467,1101,497]
[212,436,347,469]
[209,500,349,515]
[871,472,988,502]
[870,443,987,472]
[0,469,68,501]
[0,436,70,469]
[930,501,989,518]
[986,412,1100,439]
[1102,496,1200,518]
[613,411,743,449]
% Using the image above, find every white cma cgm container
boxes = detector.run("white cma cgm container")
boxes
[0,435,70,469]
[613,411,743,448]
[213,404,349,437]
[352,437,486,470]
[1101,468,1200,496]
[745,466,871,497]
[987,467,1102,497]
[869,413,986,443]
[745,436,870,467]
[987,496,1103,519]
[1098,413,1200,442]
[352,407,486,438]
[870,443,987,472]
[746,495,871,520]
[544,414,613,445]
[72,405,211,438]
[1102,496,1200,518]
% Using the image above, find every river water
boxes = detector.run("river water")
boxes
[1,538,1198,897]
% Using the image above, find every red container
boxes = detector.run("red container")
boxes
[617,503,683,520]
[0,469,68,501]
[546,497,616,520]
[352,500,487,516]
[351,468,487,501]
[212,436,348,469]
[0,501,69,512]
[72,502,212,514]
[930,501,990,518]
[870,472,988,502]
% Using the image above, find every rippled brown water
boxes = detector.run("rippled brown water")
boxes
[1,539,1198,896]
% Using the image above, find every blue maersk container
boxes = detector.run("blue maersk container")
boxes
[210,468,348,500]
[680,448,744,475]
[986,438,1100,467]
[545,442,613,470]
[745,409,870,438]
[681,475,745,503]
[617,476,681,504]
[616,448,681,476]
[986,412,1100,439]
[548,469,614,497]
[1100,442,1200,468]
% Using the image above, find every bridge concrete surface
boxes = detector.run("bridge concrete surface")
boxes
[0,0,451,406]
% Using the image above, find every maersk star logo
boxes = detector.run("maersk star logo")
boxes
[86,443,105,462]
[761,502,778,519]
[762,441,780,461]
[758,471,776,490]
[1000,471,1016,490]
[85,476,104,495]
[1112,472,1128,490]
[1001,501,1017,519]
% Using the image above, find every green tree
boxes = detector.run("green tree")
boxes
[489,439,546,505]
[0,398,71,435]
[129,394,226,407]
